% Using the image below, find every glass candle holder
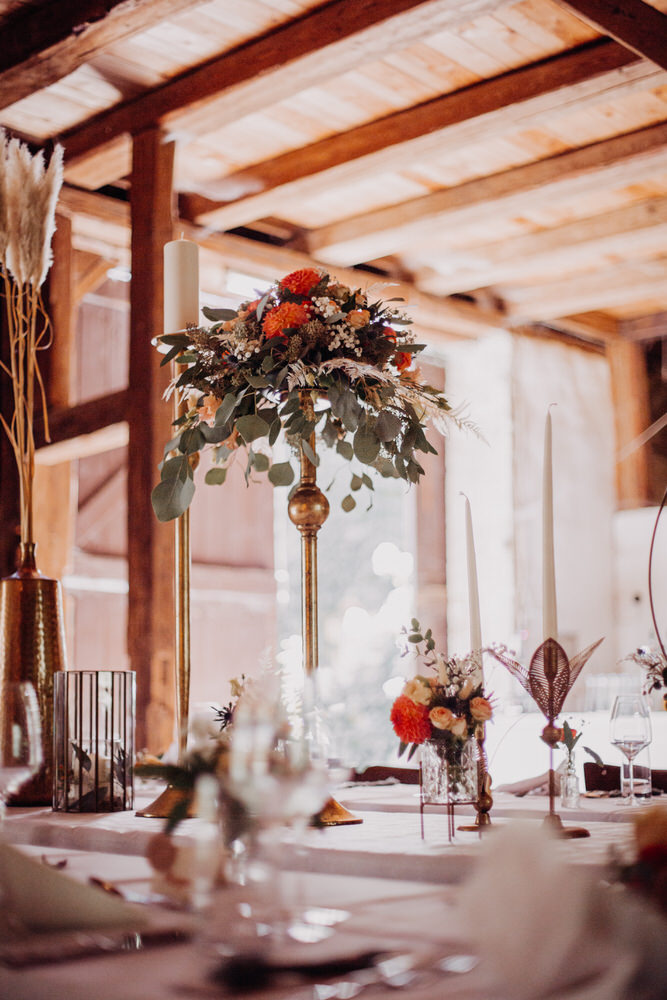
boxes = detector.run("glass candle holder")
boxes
[53,670,135,812]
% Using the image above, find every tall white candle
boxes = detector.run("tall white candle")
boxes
[542,409,558,641]
[163,238,199,334]
[463,495,482,653]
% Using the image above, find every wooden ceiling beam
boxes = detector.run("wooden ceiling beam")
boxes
[57,184,507,340]
[556,0,667,71]
[187,38,653,233]
[504,260,667,323]
[0,0,205,112]
[59,0,510,174]
[416,197,667,297]
[306,120,667,264]
[620,311,667,342]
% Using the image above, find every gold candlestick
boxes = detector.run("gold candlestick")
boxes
[137,378,194,819]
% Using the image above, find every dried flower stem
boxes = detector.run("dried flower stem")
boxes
[0,271,51,545]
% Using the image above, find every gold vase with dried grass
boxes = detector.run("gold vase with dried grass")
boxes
[0,132,68,804]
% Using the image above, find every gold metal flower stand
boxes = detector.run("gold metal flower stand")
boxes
[288,392,361,826]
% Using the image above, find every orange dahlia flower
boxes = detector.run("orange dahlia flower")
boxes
[394,351,412,372]
[263,301,311,339]
[279,268,322,296]
[390,695,431,745]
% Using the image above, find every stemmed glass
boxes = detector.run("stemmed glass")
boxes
[609,694,652,806]
[0,681,42,827]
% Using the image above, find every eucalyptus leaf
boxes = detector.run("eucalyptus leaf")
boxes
[216,393,239,425]
[161,455,191,483]
[245,374,270,389]
[236,414,270,443]
[301,438,319,468]
[151,476,195,522]
[341,494,356,512]
[252,452,270,472]
[353,425,380,465]
[361,473,374,490]
[205,467,227,485]
[350,474,362,491]
[375,410,402,442]
[336,440,354,461]
[202,306,238,321]
[180,426,206,454]
[269,462,295,487]
[268,417,282,446]
[159,344,183,367]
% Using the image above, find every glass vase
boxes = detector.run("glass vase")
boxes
[560,756,580,809]
[421,737,477,804]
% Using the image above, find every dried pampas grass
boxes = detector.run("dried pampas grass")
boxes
[0,131,64,546]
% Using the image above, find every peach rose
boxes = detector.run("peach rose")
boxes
[347,309,370,328]
[470,696,493,722]
[199,394,221,425]
[429,706,455,730]
[450,716,468,739]
[402,677,431,707]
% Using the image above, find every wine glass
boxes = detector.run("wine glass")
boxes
[610,694,652,806]
[0,682,43,826]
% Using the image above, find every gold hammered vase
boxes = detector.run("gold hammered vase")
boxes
[0,543,67,804]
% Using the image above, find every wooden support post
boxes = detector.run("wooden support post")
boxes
[128,128,176,752]
[607,338,650,508]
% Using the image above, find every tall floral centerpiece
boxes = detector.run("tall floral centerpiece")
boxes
[0,132,66,804]
[151,266,469,822]
[390,621,493,802]
[151,267,469,520]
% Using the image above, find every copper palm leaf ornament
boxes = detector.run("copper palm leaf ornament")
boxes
[490,635,603,837]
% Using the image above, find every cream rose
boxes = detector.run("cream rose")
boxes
[429,706,454,730]
[402,677,431,706]
[450,716,468,739]
[435,654,450,686]
[470,696,493,722]
[458,678,474,700]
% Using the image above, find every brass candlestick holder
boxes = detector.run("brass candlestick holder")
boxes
[137,377,194,820]
[288,392,360,826]
[489,636,603,838]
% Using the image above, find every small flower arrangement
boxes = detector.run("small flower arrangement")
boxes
[625,647,667,706]
[390,620,493,765]
[556,720,582,765]
[152,267,471,521]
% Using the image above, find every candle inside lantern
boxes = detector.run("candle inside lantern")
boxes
[164,238,199,334]
[464,495,482,654]
[542,408,558,641]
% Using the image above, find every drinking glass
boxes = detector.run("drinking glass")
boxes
[0,682,43,826]
[609,694,652,806]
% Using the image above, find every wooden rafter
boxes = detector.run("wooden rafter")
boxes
[186,38,651,233]
[305,121,667,264]
[505,260,667,323]
[556,0,667,71]
[0,0,205,112]
[417,197,667,297]
[58,0,512,173]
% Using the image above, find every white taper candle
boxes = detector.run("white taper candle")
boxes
[464,495,482,654]
[163,238,199,334]
[542,408,558,641]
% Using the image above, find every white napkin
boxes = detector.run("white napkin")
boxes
[456,823,667,1000]
[0,841,146,933]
